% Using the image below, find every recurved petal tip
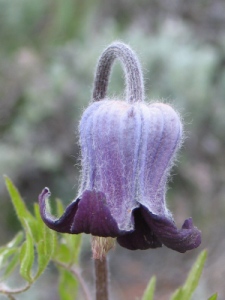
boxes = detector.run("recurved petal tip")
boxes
[182,217,194,229]
[38,187,51,217]
[38,187,79,233]
[38,188,123,237]
[180,218,202,250]
[39,187,51,202]
[141,207,201,253]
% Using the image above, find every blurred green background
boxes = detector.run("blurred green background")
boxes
[0,0,225,299]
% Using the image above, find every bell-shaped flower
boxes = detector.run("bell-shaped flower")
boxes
[39,42,201,254]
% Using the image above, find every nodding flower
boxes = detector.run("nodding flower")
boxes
[39,42,201,259]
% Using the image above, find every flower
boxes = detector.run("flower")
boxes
[39,42,201,254]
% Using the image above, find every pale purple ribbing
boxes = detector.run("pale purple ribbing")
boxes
[137,103,182,216]
[79,100,143,231]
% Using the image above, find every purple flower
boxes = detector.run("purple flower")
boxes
[39,42,201,253]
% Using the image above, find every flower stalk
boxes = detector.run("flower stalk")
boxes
[94,257,109,300]
[92,42,144,103]
[92,236,115,260]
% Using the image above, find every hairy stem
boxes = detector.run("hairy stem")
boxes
[93,42,144,103]
[94,257,109,300]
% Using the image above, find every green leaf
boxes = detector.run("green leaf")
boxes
[33,202,46,243]
[0,248,18,268]
[4,177,38,241]
[33,203,56,279]
[55,234,82,266]
[3,251,20,279]
[142,276,156,300]
[170,250,207,300]
[181,250,207,296]
[44,218,57,258]
[65,234,82,265]
[0,232,24,279]
[35,229,56,279]
[33,202,56,252]
[54,243,71,264]
[171,289,182,300]
[35,240,50,279]
[19,222,34,283]
[5,176,33,223]
[58,268,79,300]
[208,294,218,300]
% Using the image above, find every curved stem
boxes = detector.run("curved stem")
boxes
[93,42,144,103]
[54,260,92,300]
[0,283,30,295]
[94,257,109,300]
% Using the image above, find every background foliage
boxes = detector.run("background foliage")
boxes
[0,0,225,299]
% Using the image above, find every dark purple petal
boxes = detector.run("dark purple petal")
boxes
[39,188,123,237]
[70,190,122,237]
[141,206,201,253]
[39,187,79,233]
[117,208,162,250]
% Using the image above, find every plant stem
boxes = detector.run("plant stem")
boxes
[92,42,144,103]
[0,283,30,295]
[94,257,109,300]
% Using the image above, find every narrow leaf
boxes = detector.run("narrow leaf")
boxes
[35,229,56,279]
[19,223,34,283]
[0,233,23,276]
[171,289,182,300]
[54,243,71,264]
[35,240,50,279]
[171,250,207,300]
[58,268,79,300]
[34,203,56,279]
[208,294,218,300]
[65,234,82,265]
[44,218,57,257]
[4,177,38,240]
[55,234,82,266]
[3,251,20,279]
[182,250,207,296]
[0,248,18,268]
[5,176,33,223]
[142,276,156,300]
